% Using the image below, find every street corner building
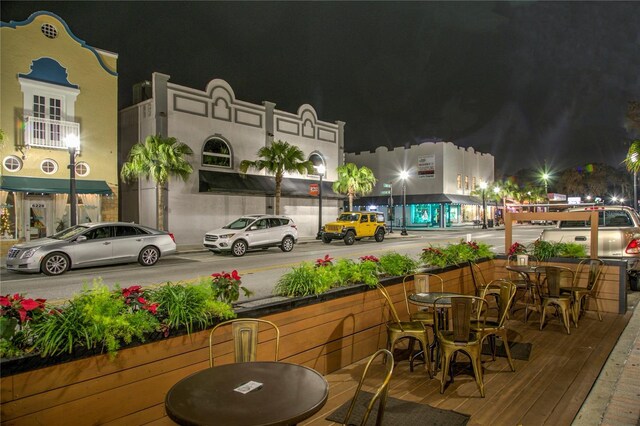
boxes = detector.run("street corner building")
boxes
[118,73,345,244]
[0,11,118,250]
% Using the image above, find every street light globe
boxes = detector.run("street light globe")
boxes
[542,172,549,181]
[400,170,409,180]
[479,181,488,190]
[315,164,326,176]
[494,186,501,194]
[65,134,80,150]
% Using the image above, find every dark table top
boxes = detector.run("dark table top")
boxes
[165,361,329,426]
[408,291,462,306]
[506,265,539,274]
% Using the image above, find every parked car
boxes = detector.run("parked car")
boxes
[203,214,298,257]
[321,211,386,245]
[5,222,177,276]
[540,205,640,290]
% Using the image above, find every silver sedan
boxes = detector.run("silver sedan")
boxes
[5,222,177,276]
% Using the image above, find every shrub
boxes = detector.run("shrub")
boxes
[420,240,494,267]
[210,270,253,304]
[530,240,587,260]
[275,262,335,297]
[378,252,418,276]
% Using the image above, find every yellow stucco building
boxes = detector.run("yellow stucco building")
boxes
[0,11,118,243]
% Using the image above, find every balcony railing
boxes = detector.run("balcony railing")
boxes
[24,116,80,150]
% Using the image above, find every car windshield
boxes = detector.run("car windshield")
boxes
[49,225,91,240]
[223,217,256,230]
[338,214,360,222]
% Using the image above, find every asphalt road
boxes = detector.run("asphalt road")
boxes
[0,226,546,303]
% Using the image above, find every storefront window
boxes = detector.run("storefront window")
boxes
[0,191,16,238]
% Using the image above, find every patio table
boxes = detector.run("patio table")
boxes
[165,361,328,426]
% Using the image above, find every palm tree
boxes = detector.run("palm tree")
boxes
[332,163,377,211]
[624,139,640,173]
[121,135,194,230]
[239,140,314,215]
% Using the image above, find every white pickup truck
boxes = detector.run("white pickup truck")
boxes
[540,206,640,290]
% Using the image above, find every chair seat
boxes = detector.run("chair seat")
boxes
[560,286,588,293]
[470,319,500,331]
[388,321,429,333]
[439,330,481,345]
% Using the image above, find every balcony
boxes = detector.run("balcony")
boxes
[24,116,80,150]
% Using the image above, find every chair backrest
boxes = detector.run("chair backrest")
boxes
[481,279,517,327]
[468,261,487,293]
[376,283,405,330]
[401,273,444,315]
[541,266,575,297]
[342,348,394,426]
[434,295,487,343]
[209,318,280,367]
[575,258,605,291]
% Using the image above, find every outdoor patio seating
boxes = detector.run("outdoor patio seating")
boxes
[560,258,606,323]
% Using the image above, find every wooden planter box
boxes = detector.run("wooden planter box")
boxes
[0,258,626,425]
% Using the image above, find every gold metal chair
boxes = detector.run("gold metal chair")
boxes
[340,348,394,426]
[376,283,433,378]
[507,254,539,311]
[434,295,488,397]
[468,261,501,299]
[560,258,605,323]
[208,318,280,367]
[536,266,575,334]
[402,274,444,325]
[472,279,518,372]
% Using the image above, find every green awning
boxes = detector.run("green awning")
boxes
[0,176,112,194]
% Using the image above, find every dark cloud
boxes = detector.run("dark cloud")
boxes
[3,1,639,176]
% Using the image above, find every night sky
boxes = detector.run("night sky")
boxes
[3,1,639,176]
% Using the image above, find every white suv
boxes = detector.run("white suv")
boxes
[203,215,298,257]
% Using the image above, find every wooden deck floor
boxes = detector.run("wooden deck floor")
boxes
[302,306,632,426]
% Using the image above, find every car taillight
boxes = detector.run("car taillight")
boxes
[169,233,176,243]
[625,239,640,254]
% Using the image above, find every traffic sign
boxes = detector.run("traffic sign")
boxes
[308,184,319,196]
[381,190,391,195]
[383,183,392,188]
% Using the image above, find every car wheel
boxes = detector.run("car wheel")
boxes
[280,236,294,252]
[344,230,355,246]
[322,235,332,244]
[139,246,160,266]
[375,229,385,242]
[41,252,70,276]
[232,240,247,257]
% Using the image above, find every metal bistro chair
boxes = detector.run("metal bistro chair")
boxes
[472,279,518,372]
[376,283,433,378]
[506,254,540,312]
[340,348,394,426]
[434,295,488,397]
[560,258,606,323]
[536,266,576,334]
[209,318,280,367]
[468,261,502,302]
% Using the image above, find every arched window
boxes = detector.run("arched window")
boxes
[309,152,325,175]
[202,137,232,168]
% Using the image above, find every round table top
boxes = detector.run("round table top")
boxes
[506,265,539,274]
[408,291,462,306]
[165,361,329,426]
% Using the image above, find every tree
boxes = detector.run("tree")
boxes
[120,135,194,230]
[332,163,377,211]
[239,140,313,215]
[624,139,640,174]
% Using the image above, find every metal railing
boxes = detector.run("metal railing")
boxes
[24,116,80,150]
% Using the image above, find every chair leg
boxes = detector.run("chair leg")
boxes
[560,305,571,335]
[467,348,485,398]
[539,303,547,331]
[498,329,515,372]
[590,295,603,321]
[440,349,451,394]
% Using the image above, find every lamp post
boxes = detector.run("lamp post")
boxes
[315,164,325,239]
[631,153,638,211]
[494,186,501,225]
[480,181,488,229]
[65,134,80,226]
[542,172,549,195]
[400,171,408,235]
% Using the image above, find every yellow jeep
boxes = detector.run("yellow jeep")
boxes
[321,212,386,245]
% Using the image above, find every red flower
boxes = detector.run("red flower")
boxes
[122,285,142,298]
[360,255,379,263]
[0,293,47,323]
[316,254,334,267]
[231,270,241,281]
[0,296,10,307]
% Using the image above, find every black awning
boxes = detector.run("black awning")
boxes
[199,170,344,199]
[355,193,484,206]
[0,176,112,194]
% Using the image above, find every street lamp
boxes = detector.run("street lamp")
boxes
[400,170,408,235]
[631,153,638,211]
[542,172,549,195]
[65,134,80,226]
[315,164,326,239]
[479,181,488,229]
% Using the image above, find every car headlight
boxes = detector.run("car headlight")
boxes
[219,233,236,239]
[21,247,40,259]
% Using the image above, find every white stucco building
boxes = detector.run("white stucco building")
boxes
[119,72,344,245]
[346,141,495,228]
